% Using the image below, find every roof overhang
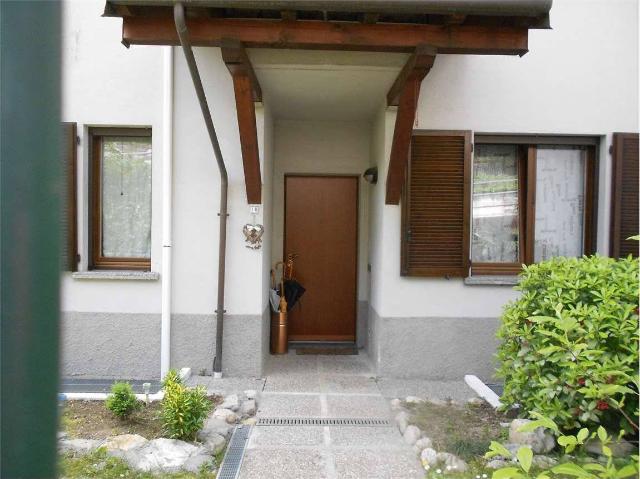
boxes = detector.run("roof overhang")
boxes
[102,0,552,204]
[104,0,551,29]
[104,0,551,53]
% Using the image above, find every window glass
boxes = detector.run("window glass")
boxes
[472,144,520,263]
[101,137,152,258]
[534,146,585,261]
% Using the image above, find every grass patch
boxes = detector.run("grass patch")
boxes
[59,449,216,478]
[406,401,506,462]
[61,396,220,440]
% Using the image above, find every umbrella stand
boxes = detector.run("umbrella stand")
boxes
[270,261,288,354]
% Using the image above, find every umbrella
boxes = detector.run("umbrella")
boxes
[283,279,305,311]
[269,269,280,312]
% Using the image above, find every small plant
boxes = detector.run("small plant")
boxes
[105,382,141,419]
[161,371,211,440]
[485,413,639,479]
[496,255,639,433]
[162,368,182,388]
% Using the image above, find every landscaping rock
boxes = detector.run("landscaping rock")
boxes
[436,452,469,473]
[123,438,206,473]
[467,397,485,406]
[59,438,102,454]
[414,437,433,452]
[585,438,635,457]
[486,459,509,470]
[427,398,448,406]
[240,399,256,417]
[103,434,148,452]
[202,433,226,455]
[395,411,409,434]
[405,396,424,404]
[220,395,240,412]
[199,416,233,440]
[420,448,438,468]
[532,455,558,470]
[509,419,555,454]
[183,455,214,474]
[390,398,402,410]
[213,408,238,424]
[244,389,257,401]
[403,425,422,445]
[242,417,257,426]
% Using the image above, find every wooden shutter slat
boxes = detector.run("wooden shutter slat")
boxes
[61,122,78,271]
[610,132,639,258]
[401,131,471,277]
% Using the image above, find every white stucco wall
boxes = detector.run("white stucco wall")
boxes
[369,0,639,319]
[60,0,164,313]
[271,120,372,302]
[60,0,271,317]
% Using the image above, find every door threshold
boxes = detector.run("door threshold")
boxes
[289,340,357,348]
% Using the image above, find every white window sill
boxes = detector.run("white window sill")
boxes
[71,271,159,281]
[464,275,520,286]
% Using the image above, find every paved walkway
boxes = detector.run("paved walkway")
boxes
[189,351,474,478]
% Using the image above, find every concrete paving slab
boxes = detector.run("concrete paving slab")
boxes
[317,354,373,375]
[185,376,265,397]
[328,426,405,449]
[376,378,475,402]
[264,353,319,375]
[333,448,424,479]
[248,426,325,448]
[320,374,380,394]
[258,393,322,417]
[238,448,328,479]
[326,394,391,419]
[263,372,322,393]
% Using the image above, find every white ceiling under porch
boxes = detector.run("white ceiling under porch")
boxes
[249,49,408,121]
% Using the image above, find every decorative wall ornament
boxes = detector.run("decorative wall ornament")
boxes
[243,223,264,249]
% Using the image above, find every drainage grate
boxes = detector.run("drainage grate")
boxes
[256,417,391,427]
[217,425,252,479]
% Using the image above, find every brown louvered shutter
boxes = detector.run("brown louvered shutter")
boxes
[610,132,639,258]
[61,122,78,271]
[401,131,471,277]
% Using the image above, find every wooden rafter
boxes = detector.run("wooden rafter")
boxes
[221,39,262,204]
[121,16,528,55]
[220,38,262,102]
[385,45,437,205]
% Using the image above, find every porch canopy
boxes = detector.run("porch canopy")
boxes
[104,0,552,204]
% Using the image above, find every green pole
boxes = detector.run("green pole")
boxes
[1,1,62,478]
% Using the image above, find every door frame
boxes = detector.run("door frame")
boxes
[283,173,360,343]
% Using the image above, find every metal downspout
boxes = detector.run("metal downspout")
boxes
[174,2,228,376]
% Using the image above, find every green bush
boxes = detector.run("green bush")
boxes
[162,368,182,388]
[105,382,141,419]
[496,255,639,433]
[161,372,211,441]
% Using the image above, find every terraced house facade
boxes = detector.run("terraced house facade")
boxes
[60,0,639,381]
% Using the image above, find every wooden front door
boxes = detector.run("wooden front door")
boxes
[284,175,358,341]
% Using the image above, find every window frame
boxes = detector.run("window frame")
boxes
[89,127,152,271]
[471,134,599,276]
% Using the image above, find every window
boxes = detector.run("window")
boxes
[471,136,598,275]
[90,128,152,270]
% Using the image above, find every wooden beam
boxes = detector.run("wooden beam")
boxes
[386,77,420,204]
[220,38,262,102]
[122,16,529,55]
[362,12,380,24]
[281,10,297,21]
[385,46,437,204]
[387,44,436,106]
[231,74,262,204]
[444,13,467,25]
